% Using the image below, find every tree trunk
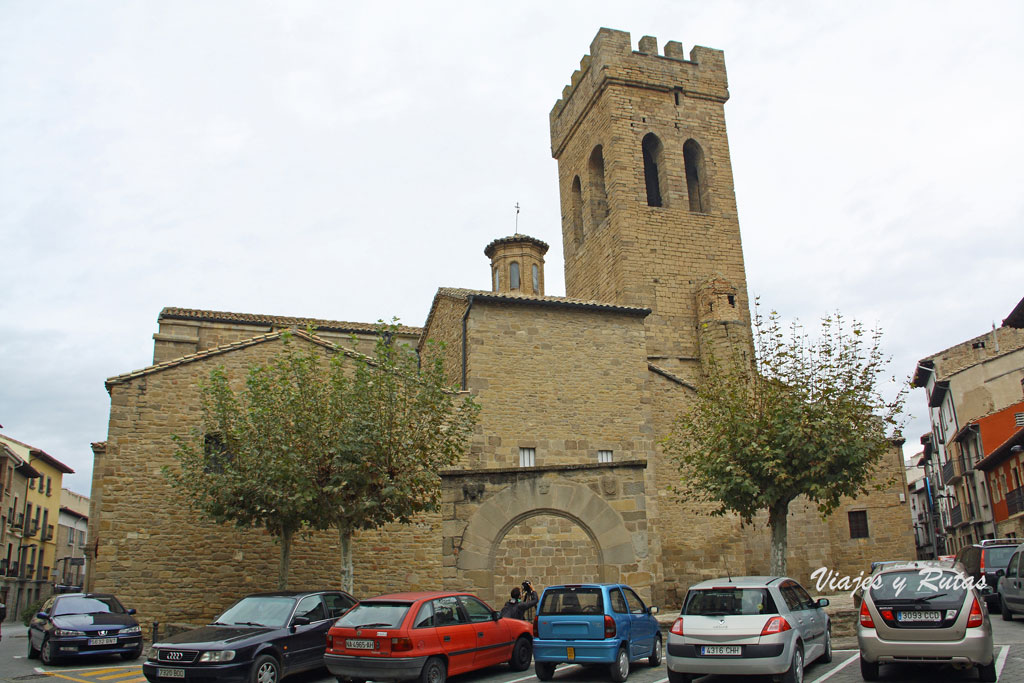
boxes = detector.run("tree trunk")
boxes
[339,528,354,593]
[277,529,293,590]
[768,499,790,575]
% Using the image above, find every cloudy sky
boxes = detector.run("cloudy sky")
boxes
[2,1,1022,495]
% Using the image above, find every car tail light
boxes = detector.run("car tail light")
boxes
[670,618,684,636]
[859,601,875,628]
[980,552,986,572]
[391,637,414,652]
[967,598,984,628]
[325,635,334,650]
[604,615,616,638]
[533,615,538,635]
[880,609,894,621]
[760,616,792,636]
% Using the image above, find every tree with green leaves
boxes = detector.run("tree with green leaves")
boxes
[664,305,905,575]
[166,323,479,590]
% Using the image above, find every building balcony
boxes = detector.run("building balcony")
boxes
[950,504,963,528]
[1007,487,1024,516]
[942,460,955,486]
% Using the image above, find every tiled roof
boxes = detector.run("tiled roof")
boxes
[159,307,422,336]
[483,234,550,258]
[0,434,74,473]
[106,329,344,390]
[435,288,650,314]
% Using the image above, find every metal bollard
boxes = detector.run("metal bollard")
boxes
[152,622,159,644]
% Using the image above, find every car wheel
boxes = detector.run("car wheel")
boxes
[40,638,59,666]
[250,654,280,683]
[648,633,663,666]
[535,662,556,681]
[781,645,803,683]
[609,646,630,683]
[418,656,446,683]
[1002,596,1013,621]
[822,627,833,663]
[667,672,694,683]
[859,654,879,681]
[509,636,533,671]
[27,633,40,659]
[978,660,997,682]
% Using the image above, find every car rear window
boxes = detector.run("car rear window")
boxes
[683,588,778,616]
[869,570,967,603]
[539,587,603,615]
[334,601,412,629]
[983,546,1017,568]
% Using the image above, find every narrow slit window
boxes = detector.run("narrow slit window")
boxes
[510,262,520,290]
[588,146,609,226]
[532,264,539,294]
[683,138,709,212]
[493,267,500,292]
[570,176,584,246]
[642,133,664,207]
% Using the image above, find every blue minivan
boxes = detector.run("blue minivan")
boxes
[532,583,661,681]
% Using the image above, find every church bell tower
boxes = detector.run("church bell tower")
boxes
[550,28,752,380]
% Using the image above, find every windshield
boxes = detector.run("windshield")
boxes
[683,588,776,616]
[984,547,1017,568]
[53,596,125,616]
[869,570,967,603]
[216,596,296,628]
[334,602,411,629]
[539,588,603,615]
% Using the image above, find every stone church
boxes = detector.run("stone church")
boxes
[87,28,913,627]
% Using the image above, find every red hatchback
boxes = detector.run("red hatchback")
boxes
[325,591,533,683]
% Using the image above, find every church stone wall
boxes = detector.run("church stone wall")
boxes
[90,336,442,632]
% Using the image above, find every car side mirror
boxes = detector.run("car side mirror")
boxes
[291,616,310,629]
[816,598,830,608]
[996,569,1006,579]
[649,606,659,615]
[127,608,137,615]
[492,611,500,621]
[36,611,49,620]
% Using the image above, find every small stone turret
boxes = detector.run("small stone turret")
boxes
[484,234,549,296]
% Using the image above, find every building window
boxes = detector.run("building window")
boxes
[29,477,35,490]
[510,262,520,290]
[849,510,869,539]
[46,478,52,496]
[532,264,539,294]
[493,267,500,292]
[642,133,664,207]
[598,450,613,464]
[588,146,609,226]
[519,448,536,468]
[570,175,584,246]
[67,528,74,546]
[78,529,86,546]
[683,138,709,212]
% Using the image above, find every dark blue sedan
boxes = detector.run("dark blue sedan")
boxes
[28,593,143,665]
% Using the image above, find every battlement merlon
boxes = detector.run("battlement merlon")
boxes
[549,28,729,158]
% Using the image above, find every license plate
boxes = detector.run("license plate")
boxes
[157,669,185,678]
[88,637,118,646]
[346,639,376,650]
[701,645,741,656]
[897,611,942,622]
[567,646,575,661]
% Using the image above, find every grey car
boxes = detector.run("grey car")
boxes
[997,542,1024,619]
[666,576,831,683]
[857,560,996,681]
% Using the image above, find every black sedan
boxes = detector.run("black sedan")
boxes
[142,590,356,683]
[28,593,143,665]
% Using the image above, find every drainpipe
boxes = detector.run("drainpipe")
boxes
[461,296,475,391]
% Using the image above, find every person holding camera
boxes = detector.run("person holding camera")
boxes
[499,580,539,621]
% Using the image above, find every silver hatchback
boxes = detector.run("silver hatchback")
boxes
[666,576,831,683]
[857,561,996,681]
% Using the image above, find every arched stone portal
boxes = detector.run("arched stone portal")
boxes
[441,462,653,605]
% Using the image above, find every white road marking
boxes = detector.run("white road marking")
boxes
[505,664,582,682]
[808,653,858,683]
[995,644,1008,676]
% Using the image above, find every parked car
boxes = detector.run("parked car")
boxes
[997,541,1024,619]
[532,583,661,682]
[142,589,356,683]
[27,592,143,665]
[665,576,830,683]
[955,541,1018,612]
[857,560,996,681]
[324,591,533,683]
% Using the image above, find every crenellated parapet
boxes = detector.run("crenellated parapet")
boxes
[550,28,729,157]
